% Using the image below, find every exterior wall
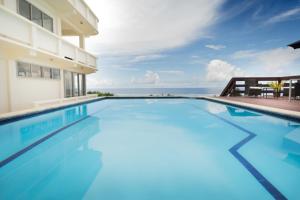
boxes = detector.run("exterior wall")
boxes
[0,0,97,113]
[9,60,62,111]
[2,0,16,11]
[0,59,10,113]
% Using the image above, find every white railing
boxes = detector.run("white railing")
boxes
[69,0,98,29]
[0,5,97,69]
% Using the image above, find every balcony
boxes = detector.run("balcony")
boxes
[0,5,97,73]
[45,0,99,36]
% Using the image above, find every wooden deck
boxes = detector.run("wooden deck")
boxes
[219,97,300,112]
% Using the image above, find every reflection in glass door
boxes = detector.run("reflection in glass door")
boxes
[64,71,73,98]
[64,71,86,98]
[73,73,79,97]
[78,74,83,96]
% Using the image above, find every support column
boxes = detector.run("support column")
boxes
[289,79,292,102]
[7,60,15,112]
[79,35,85,49]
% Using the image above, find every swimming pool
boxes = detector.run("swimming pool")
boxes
[0,98,299,199]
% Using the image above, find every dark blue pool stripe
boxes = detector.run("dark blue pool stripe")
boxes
[205,111,287,200]
[0,105,113,168]
[0,115,91,168]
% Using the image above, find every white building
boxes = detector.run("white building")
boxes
[0,0,98,113]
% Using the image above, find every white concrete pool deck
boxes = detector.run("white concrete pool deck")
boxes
[0,96,104,121]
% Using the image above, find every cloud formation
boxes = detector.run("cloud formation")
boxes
[87,76,114,88]
[265,7,300,24]
[205,44,226,50]
[206,59,244,81]
[85,0,223,55]
[158,70,184,75]
[232,47,300,73]
[131,71,160,85]
[130,54,166,63]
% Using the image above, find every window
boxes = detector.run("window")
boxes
[42,67,52,79]
[17,62,31,77]
[31,65,42,78]
[31,5,43,26]
[52,69,60,80]
[42,13,53,32]
[17,61,61,80]
[18,0,54,32]
[18,0,31,20]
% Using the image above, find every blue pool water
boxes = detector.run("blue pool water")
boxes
[0,99,299,199]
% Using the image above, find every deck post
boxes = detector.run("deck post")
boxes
[289,79,292,102]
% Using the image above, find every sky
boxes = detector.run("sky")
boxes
[82,0,300,89]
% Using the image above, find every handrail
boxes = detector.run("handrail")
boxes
[221,75,300,96]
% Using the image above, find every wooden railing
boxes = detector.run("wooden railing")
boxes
[221,75,300,96]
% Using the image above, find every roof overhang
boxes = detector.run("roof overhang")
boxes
[45,0,99,36]
[288,40,300,49]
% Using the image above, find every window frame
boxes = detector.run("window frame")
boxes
[17,0,31,20]
[42,12,54,32]
[31,4,43,27]
[30,64,42,78]
[17,0,54,33]
[51,68,60,80]
[42,67,52,79]
[17,62,31,77]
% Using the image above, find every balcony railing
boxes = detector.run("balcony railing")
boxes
[68,0,98,30]
[0,5,97,69]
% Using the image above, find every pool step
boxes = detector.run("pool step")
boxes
[283,128,300,155]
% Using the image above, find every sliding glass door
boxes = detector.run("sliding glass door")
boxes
[73,73,79,97]
[64,71,73,98]
[64,71,86,98]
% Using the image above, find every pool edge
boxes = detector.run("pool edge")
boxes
[1,96,300,124]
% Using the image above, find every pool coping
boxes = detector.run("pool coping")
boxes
[0,96,300,124]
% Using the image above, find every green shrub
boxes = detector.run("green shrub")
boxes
[87,91,114,97]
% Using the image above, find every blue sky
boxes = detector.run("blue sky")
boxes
[84,0,300,89]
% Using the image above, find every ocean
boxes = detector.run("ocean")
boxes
[89,87,222,96]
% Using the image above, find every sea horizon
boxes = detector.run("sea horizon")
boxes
[88,87,222,96]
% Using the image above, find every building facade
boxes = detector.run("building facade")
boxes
[0,0,98,113]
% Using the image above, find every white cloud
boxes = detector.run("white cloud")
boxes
[131,71,160,85]
[205,44,226,50]
[158,70,184,75]
[232,47,300,73]
[231,50,258,59]
[256,47,300,72]
[130,54,166,63]
[206,59,244,81]
[85,0,223,55]
[265,7,300,24]
[87,77,114,88]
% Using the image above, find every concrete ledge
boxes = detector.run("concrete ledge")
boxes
[204,97,300,121]
[0,96,104,123]
[1,95,299,124]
